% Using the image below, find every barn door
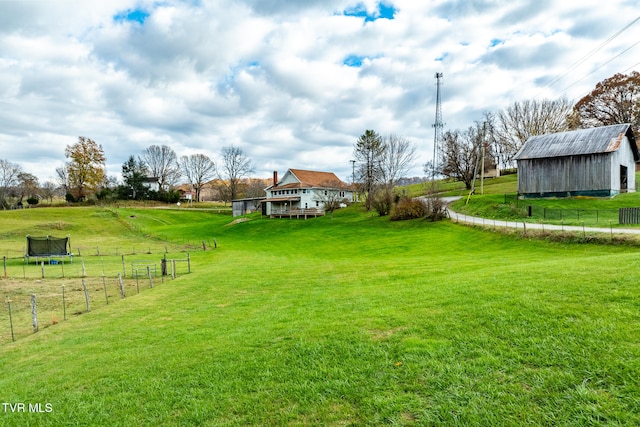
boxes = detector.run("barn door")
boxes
[620,165,628,192]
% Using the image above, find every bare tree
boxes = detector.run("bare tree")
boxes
[0,159,22,209]
[16,172,39,205]
[313,179,349,219]
[570,71,640,129]
[55,165,69,195]
[439,124,487,190]
[379,133,417,188]
[41,181,58,205]
[488,98,571,169]
[219,146,254,200]
[180,154,216,202]
[142,145,182,192]
[244,178,268,199]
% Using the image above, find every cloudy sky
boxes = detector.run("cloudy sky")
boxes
[1,0,639,184]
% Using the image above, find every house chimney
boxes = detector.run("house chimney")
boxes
[273,171,278,186]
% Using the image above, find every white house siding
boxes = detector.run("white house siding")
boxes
[265,188,352,215]
[264,169,353,216]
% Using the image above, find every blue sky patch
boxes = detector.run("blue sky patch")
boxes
[343,2,397,22]
[490,38,504,47]
[343,54,380,67]
[378,3,396,20]
[343,55,366,67]
[114,9,150,25]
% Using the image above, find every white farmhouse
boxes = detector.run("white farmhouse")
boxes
[264,169,354,218]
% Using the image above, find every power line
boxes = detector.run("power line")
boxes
[623,62,640,73]
[561,40,640,93]
[536,15,640,96]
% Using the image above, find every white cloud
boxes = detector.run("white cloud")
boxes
[0,0,638,185]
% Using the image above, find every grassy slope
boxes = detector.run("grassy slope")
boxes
[446,172,640,227]
[0,206,639,425]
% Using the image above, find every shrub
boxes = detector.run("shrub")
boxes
[423,196,447,221]
[372,188,394,216]
[26,196,39,206]
[391,197,428,220]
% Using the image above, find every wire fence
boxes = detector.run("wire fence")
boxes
[0,253,193,345]
[503,194,638,226]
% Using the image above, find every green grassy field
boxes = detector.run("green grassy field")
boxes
[1,206,640,426]
[447,172,640,227]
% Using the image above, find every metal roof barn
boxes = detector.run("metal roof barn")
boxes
[514,124,638,198]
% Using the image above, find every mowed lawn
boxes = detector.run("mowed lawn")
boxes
[1,206,639,426]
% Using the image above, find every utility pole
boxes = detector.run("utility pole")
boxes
[350,159,356,202]
[481,122,486,195]
[432,72,444,180]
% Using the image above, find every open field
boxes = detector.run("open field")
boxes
[1,206,640,425]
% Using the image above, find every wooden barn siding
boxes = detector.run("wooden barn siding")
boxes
[518,154,611,194]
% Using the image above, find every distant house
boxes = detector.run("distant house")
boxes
[141,177,160,192]
[514,124,639,198]
[264,169,353,217]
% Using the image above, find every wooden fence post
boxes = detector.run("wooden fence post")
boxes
[103,275,108,305]
[31,294,38,333]
[187,253,191,273]
[82,278,91,312]
[62,285,67,320]
[3,256,6,278]
[118,273,125,298]
[147,266,153,288]
[7,297,15,341]
[161,257,167,276]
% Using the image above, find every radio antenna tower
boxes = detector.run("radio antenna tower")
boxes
[432,72,444,180]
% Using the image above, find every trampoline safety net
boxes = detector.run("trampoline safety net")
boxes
[26,235,71,257]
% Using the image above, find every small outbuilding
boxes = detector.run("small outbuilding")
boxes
[514,124,639,198]
[231,197,265,217]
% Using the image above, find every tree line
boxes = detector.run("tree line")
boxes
[352,71,640,217]
[434,71,640,190]
[0,142,256,209]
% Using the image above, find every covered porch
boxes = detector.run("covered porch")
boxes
[265,197,325,218]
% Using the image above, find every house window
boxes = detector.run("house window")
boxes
[316,201,319,207]
[324,190,328,195]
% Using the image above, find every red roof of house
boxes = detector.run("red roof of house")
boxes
[271,169,348,190]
